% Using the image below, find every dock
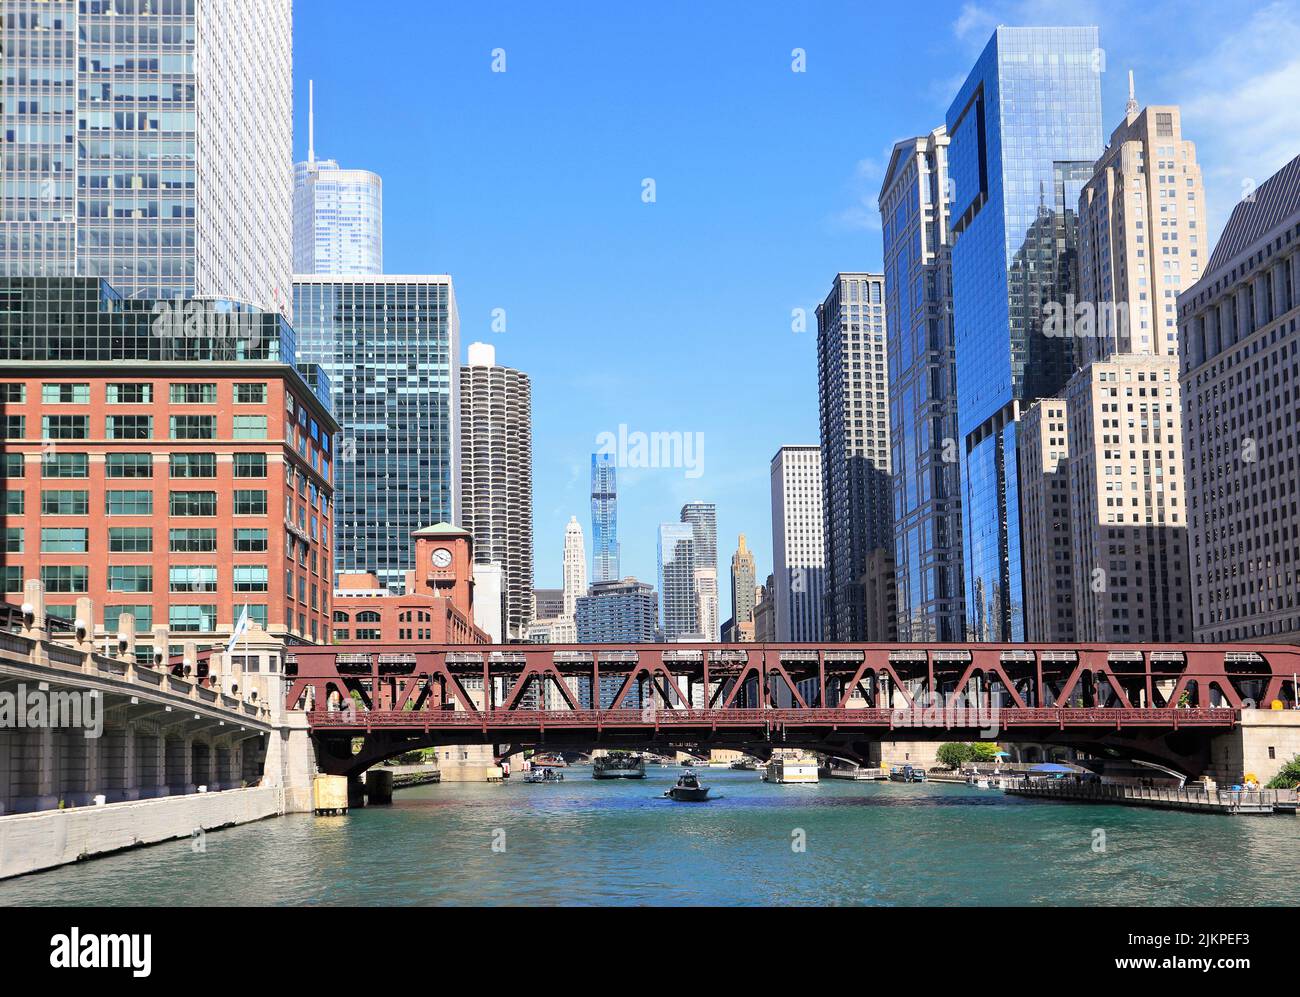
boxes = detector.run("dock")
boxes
[1005,780,1299,815]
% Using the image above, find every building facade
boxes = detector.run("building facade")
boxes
[0,276,336,656]
[680,501,718,641]
[1179,154,1300,642]
[1017,399,1076,641]
[729,533,757,642]
[815,273,893,640]
[770,446,824,642]
[946,26,1103,640]
[879,127,966,642]
[575,578,659,643]
[293,275,460,595]
[458,343,533,642]
[1,0,293,315]
[292,83,383,276]
[562,515,587,619]
[753,574,776,643]
[590,452,619,583]
[657,522,697,641]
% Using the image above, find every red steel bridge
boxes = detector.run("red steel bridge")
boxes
[284,642,1300,777]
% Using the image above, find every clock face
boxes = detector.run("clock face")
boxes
[431,547,453,569]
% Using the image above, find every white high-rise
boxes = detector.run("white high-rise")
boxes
[562,517,587,618]
[0,0,293,313]
[292,81,383,275]
[771,446,825,642]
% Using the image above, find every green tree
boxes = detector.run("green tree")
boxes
[968,742,1002,762]
[937,743,972,769]
[1266,755,1300,789]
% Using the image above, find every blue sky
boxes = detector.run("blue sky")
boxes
[294,0,1300,623]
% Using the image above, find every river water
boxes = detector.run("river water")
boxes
[2,768,1297,906]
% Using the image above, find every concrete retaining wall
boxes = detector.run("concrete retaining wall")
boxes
[0,785,284,880]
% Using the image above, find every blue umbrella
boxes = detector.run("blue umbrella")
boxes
[1028,763,1075,773]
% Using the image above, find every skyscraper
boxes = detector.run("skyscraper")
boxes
[880,127,966,642]
[562,516,587,618]
[1,0,293,314]
[657,522,697,641]
[294,275,460,594]
[292,82,383,276]
[771,446,825,642]
[458,343,534,642]
[1017,398,1076,641]
[816,273,893,641]
[576,578,660,644]
[680,501,718,641]
[590,452,619,582]
[946,26,1103,640]
[1180,154,1300,642]
[729,534,757,642]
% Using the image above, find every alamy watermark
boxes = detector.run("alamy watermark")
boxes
[150,300,264,351]
[595,424,704,479]
[0,684,102,737]
[889,692,1000,737]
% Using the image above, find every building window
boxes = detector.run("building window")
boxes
[233,566,268,592]
[106,383,153,404]
[169,565,217,593]
[169,453,217,478]
[105,605,153,632]
[106,414,153,440]
[169,527,216,553]
[169,604,216,632]
[108,527,153,553]
[41,565,88,593]
[233,453,267,477]
[41,415,88,440]
[105,453,153,478]
[3,566,22,592]
[1,384,26,403]
[108,565,153,593]
[237,603,269,627]
[41,453,89,478]
[3,490,22,515]
[234,527,268,552]
[1,416,24,439]
[169,490,217,517]
[233,415,268,440]
[357,610,381,623]
[169,415,216,440]
[5,527,24,553]
[233,489,267,515]
[235,383,267,404]
[355,628,382,641]
[106,490,153,516]
[40,527,88,553]
[169,383,217,404]
[41,489,89,515]
[41,383,89,404]
[2,453,24,478]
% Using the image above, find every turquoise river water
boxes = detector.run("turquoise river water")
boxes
[1,768,1297,906]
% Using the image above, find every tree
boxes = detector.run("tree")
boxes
[1266,755,1300,789]
[937,743,972,769]
[968,742,1002,762]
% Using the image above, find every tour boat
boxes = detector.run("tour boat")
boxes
[592,752,646,779]
[523,767,564,784]
[762,757,820,784]
[664,770,711,802]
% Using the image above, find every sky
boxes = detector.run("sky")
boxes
[294,0,1300,624]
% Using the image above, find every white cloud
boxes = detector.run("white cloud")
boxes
[828,153,889,233]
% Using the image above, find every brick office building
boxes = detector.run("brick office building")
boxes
[0,277,337,657]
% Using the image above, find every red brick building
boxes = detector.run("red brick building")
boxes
[1,364,337,655]
[333,524,489,645]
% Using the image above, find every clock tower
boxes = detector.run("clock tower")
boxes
[409,523,475,618]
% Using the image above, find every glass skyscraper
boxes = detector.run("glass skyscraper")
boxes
[293,83,383,276]
[1,0,293,314]
[657,522,697,641]
[945,26,1102,641]
[293,275,460,593]
[590,452,619,583]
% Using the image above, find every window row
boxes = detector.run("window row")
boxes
[1,382,268,405]
[2,451,267,478]
[11,564,271,594]
[3,414,269,440]
[3,489,268,517]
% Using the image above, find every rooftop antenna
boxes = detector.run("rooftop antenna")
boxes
[1125,70,1138,121]
[308,79,316,166]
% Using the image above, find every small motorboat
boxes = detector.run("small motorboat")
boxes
[664,770,711,802]
[523,767,564,784]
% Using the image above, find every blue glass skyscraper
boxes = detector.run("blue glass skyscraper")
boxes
[590,453,619,583]
[946,27,1102,640]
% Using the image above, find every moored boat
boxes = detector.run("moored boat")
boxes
[664,770,711,802]
[592,752,646,780]
[523,767,564,784]
[762,757,819,784]
[889,764,927,783]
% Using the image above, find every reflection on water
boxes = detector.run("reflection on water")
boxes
[2,769,1297,906]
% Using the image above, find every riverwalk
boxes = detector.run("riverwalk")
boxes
[1005,780,1299,814]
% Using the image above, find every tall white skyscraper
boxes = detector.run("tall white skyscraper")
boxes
[1,0,293,313]
[771,446,825,642]
[292,81,383,275]
[658,523,697,641]
[680,502,718,641]
[562,516,587,619]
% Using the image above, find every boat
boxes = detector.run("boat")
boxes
[592,752,646,780]
[523,767,564,784]
[762,757,819,784]
[664,770,711,802]
[889,764,927,783]
[532,753,568,768]
[729,759,758,771]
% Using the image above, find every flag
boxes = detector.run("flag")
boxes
[226,606,250,656]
